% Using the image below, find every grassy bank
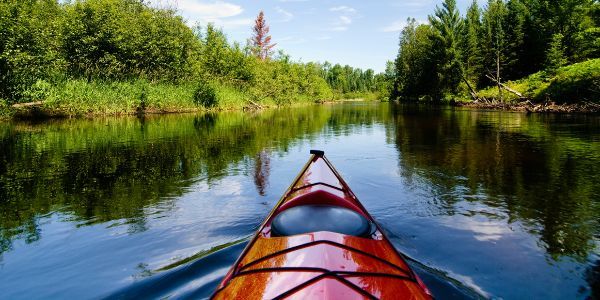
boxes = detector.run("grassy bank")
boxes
[1,1,389,120]
[0,79,382,119]
[475,59,600,104]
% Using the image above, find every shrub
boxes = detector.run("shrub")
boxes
[540,59,600,103]
[22,80,54,102]
[193,82,218,108]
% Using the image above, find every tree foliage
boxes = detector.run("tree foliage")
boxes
[0,0,63,101]
[0,0,383,107]
[392,0,600,101]
[62,0,199,81]
[393,19,438,99]
[429,0,464,94]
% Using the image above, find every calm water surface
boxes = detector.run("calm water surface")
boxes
[0,103,599,299]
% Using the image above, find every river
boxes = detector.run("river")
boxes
[0,102,598,299]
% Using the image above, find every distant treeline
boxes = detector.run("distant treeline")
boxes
[392,0,600,102]
[0,0,388,113]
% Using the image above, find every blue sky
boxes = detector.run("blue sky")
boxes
[152,0,473,72]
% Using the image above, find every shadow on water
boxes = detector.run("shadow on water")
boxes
[102,240,248,300]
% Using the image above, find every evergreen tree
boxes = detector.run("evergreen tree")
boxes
[545,33,568,72]
[461,0,483,86]
[504,0,529,79]
[428,0,464,95]
[481,0,508,95]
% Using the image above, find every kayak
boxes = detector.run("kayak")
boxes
[211,150,432,299]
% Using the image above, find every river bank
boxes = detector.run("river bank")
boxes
[0,81,377,121]
[0,78,381,120]
[454,59,600,113]
[455,100,600,113]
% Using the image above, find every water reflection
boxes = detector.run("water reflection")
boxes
[0,103,598,299]
[253,150,271,196]
[389,104,600,260]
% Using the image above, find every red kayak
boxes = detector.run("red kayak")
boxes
[212,150,432,299]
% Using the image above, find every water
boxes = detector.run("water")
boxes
[0,103,598,299]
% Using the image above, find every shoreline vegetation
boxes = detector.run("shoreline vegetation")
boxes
[1,0,598,120]
[0,1,387,120]
[389,0,599,111]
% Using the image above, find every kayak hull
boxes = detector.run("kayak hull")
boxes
[212,152,431,299]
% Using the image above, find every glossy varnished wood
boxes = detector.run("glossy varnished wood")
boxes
[212,154,432,299]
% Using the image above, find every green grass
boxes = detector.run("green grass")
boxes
[0,98,12,118]
[5,79,262,118]
[476,58,600,103]
[38,79,199,116]
[1,78,383,119]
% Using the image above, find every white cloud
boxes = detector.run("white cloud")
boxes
[165,0,252,30]
[211,17,254,29]
[275,6,294,22]
[329,6,357,14]
[338,16,352,25]
[178,0,243,19]
[327,6,357,32]
[278,0,309,2]
[381,19,425,33]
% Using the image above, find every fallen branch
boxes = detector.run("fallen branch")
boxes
[485,74,526,99]
[244,100,264,110]
[460,74,480,101]
[11,101,43,108]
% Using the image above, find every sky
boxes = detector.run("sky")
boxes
[151,0,473,72]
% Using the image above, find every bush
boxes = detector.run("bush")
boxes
[194,82,218,108]
[542,59,600,103]
[0,1,63,102]
[22,80,54,102]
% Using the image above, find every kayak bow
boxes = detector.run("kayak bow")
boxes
[212,150,432,299]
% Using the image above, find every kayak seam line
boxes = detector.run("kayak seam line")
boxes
[270,270,379,300]
[237,267,416,282]
[237,240,414,279]
[289,182,344,193]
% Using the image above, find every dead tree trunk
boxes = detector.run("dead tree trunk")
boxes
[496,50,502,103]
[461,74,479,101]
[485,74,525,99]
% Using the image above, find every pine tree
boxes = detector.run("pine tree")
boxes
[250,11,276,60]
[461,0,483,86]
[545,33,567,72]
[481,0,508,100]
[504,0,529,79]
[429,0,464,95]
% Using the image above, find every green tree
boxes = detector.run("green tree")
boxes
[429,0,464,95]
[62,0,199,81]
[195,24,254,83]
[504,0,530,79]
[461,0,483,86]
[393,19,438,99]
[481,0,508,99]
[0,0,63,102]
[546,33,568,72]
